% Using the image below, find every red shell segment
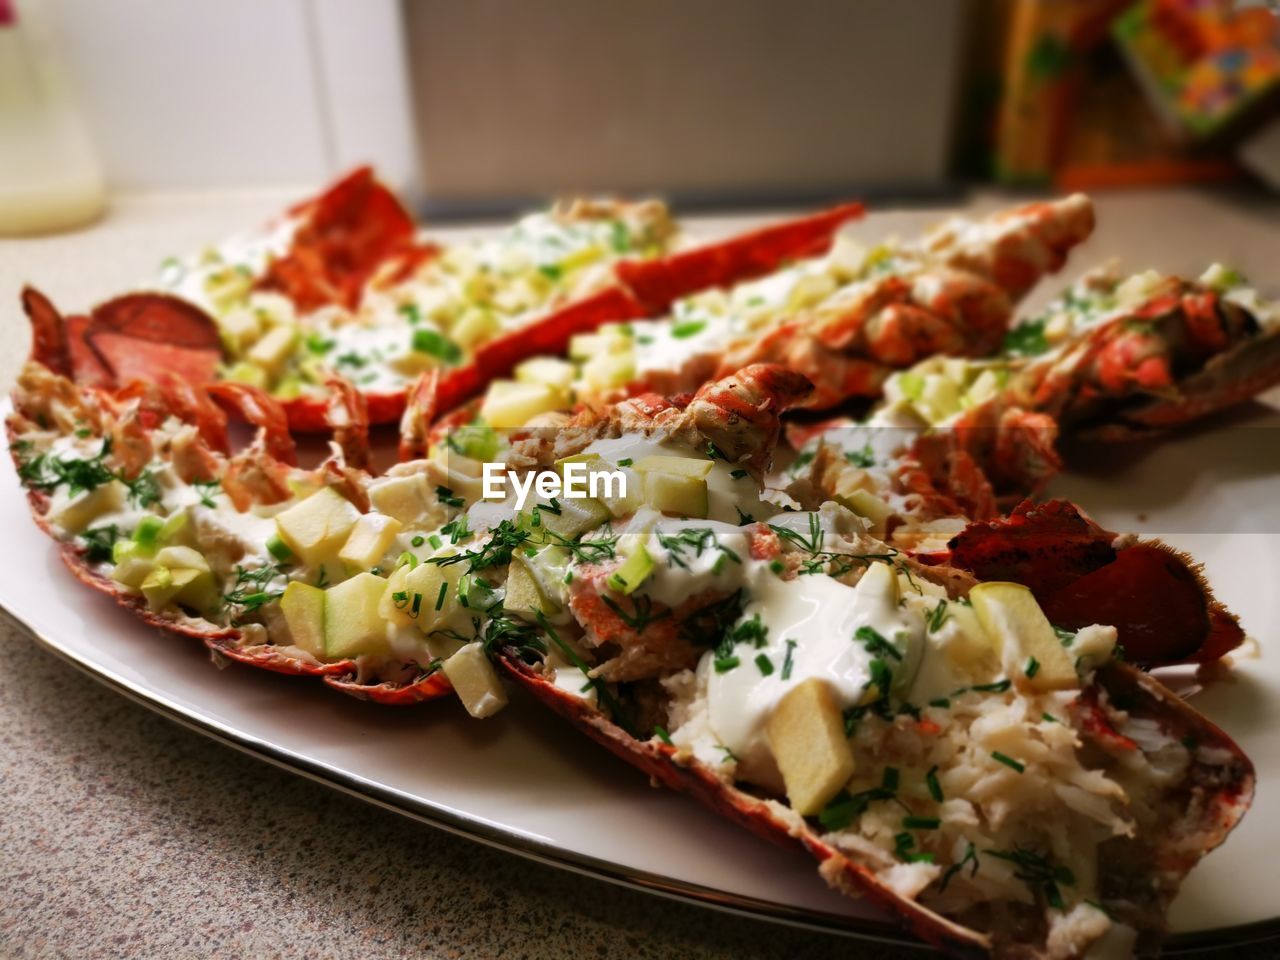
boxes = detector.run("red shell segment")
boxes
[204,636,357,677]
[254,165,425,313]
[322,672,454,704]
[616,202,865,313]
[944,500,1245,667]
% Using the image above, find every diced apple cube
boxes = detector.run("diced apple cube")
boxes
[443,642,508,718]
[766,678,857,816]
[921,374,962,421]
[112,556,157,590]
[247,324,298,374]
[634,455,714,479]
[324,572,390,659]
[219,308,263,354]
[836,489,895,536]
[939,602,1000,680]
[339,513,404,571]
[378,561,462,632]
[579,351,634,392]
[525,495,611,540]
[154,545,210,573]
[503,555,561,620]
[274,487,361,566]
[281,581,326,658]
[368,473,436,526]
[569,328,629,360]
[480,381,567,428]
[140,566,217,614]
[966,369,1002,406]
[516,356,576,392]
[451,308,499,351]
[969,582,1077,691]
[52,480,127,534]
[224,361,268,388]
[642,471,708,518]
[597,467,644,518]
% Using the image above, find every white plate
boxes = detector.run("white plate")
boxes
[2,398,1278,950]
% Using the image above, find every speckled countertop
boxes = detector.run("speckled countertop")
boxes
[1,188,1278,960]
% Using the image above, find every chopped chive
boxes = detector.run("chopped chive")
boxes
[856,625,901,660]
[938,843,979,893]
[266,533,294,563]
[410,592,423,617]
[925,765,943,803]
[411,328,462,364]
[411,535,426,548]
[428,534,443,550]
[881,766,899,791]
[1041,712,1059,724]
[671,319,707,339]
[436,485,464,508]
[1045,883,1065,910]
[781,639,797,680]
[653,725,673,746]
[729,469,749,480]
[391,590,409,609]
[397,551,418,570]
[903,816,940,830]
[927,599,949,633]
[712,553,727,575]
[893,832,934,864]
[991,751,1025,773]
[434,581,447,611]
[970,679,1012,694]
[928,697,951,709]
[754,653,774,676]
[1025,656,1040,679]
[563,571,574,584]
[714,655,740,673]
[617,458,633,467]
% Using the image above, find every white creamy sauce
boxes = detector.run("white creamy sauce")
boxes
[152,216,301,314]
[639,518,749,609]
[631,254,834,376]
[705,561,922,779]
[316,311,428,391]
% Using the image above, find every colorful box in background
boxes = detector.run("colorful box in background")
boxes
[977,0,1278,190]
[1115,0,1280,138]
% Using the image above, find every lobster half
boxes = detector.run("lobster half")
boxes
[20,166,865,432]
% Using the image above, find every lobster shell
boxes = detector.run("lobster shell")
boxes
[495,646,1253,959]
[941,500,1245,668]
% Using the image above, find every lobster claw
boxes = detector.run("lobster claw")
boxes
[21,286,222,391]
[255,165,430,313]
[942,499,1245,667]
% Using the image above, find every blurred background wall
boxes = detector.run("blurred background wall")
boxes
[18,0,1280,212]
[49,0,418,192]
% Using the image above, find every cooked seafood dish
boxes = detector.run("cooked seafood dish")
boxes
[8,170,1273,958]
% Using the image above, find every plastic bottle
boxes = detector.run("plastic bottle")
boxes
[0,0,106,235]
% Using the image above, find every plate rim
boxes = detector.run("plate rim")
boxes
[4,598,1278,955]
